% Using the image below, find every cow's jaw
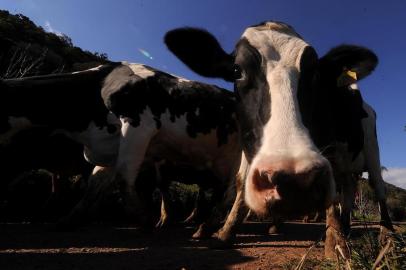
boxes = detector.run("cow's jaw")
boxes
[239,22,334,215]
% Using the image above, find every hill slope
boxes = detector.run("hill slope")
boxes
[0,10,109,78]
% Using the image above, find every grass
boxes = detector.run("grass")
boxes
[282,223,406,270]
[282,257,337,270]
[350,228,406,269]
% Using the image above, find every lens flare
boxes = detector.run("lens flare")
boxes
[138,48,153,60]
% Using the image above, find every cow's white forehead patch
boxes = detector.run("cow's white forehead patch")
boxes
[242,27,309,69]
[241,23,322,176]
[122,62,155,78]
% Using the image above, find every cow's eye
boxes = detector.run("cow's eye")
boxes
[233,65,243,80]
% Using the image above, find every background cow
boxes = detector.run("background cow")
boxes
[23,63,241,238]
[164,21,393,258]
[0,62,242,238]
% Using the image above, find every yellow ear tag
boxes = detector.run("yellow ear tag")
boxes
[346,70,357,81]
[337,69,358,87]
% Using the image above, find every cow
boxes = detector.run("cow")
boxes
[331,99,394,239]
[0,62,241,237]
[164,21,393,258]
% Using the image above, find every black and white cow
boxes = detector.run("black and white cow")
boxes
[164,21,393,258]
[331,99,394,238]
[0,62,241,236]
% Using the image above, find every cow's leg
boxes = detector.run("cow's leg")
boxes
[362,111,394,241]
[207,174,248,249]
[325,203,350,259]
[206,154,247,248]
[183,188,207,224]
[268,214,284,234]
[156,186,172,228]
[116,118,157,228]
[311,211,322,222]
[57,166,116,228]
[302,214,310,223]
[192,183,228,239]
[154,162,175,228]
[340,174,357,236]
[367,169,394,243]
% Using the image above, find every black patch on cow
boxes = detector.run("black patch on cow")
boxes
[372,109,378,139]
[0,63,120,134]
[301,47,371,160]
[102,64,237,146]
[233,38,270,162]
[297,46,319,130]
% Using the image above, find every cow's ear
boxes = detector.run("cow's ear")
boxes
[165,28,235,82]
[319,45,378,86]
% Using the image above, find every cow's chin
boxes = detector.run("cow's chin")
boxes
[244,168,334,218]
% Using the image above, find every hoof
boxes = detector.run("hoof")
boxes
[325,227,350,260]
[183,216,197,225]
[192,222,218,239]
[379,225,394,246]
[155,218,170,229]
[192,229,210,239]
[183,209,198,224]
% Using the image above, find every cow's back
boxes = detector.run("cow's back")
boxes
[0,63,119,133]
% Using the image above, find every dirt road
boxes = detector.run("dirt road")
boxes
[0,221,369,270]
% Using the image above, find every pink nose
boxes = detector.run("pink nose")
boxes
[245,156,332,215]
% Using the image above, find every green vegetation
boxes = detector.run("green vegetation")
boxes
[351,229,406,269]
[354,179,406,222]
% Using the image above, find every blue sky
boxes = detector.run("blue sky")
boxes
[2,0,405,186]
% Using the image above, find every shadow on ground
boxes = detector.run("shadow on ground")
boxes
[0,223,253,270]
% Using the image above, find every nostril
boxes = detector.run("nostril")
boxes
[292,166,327,187]
[261,171,275,185]
[252,169,276,191]
[267,170,287,186]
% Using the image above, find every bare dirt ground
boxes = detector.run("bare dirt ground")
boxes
[0,221,377,270]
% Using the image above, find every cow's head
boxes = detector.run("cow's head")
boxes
[165,21,377,215]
